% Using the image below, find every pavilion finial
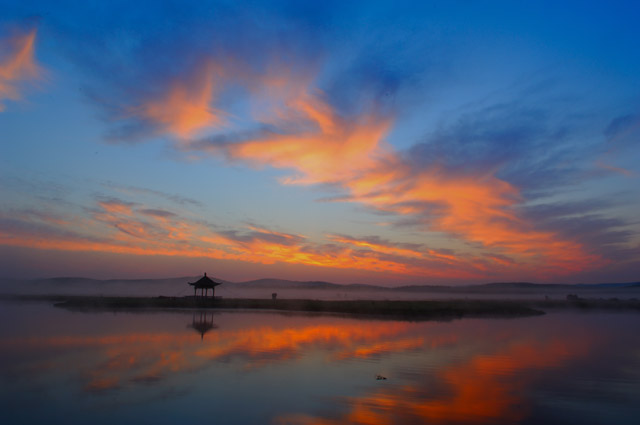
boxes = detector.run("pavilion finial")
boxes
[204,272,207,276]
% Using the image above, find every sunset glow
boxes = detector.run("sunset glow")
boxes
[1,2,638,284]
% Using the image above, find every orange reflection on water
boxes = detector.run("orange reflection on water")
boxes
[277,334,593,425]
[1,318,425,393]
[334,337,430,361]
[194,322,420,369]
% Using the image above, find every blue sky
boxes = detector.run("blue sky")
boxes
[1,1,638,284]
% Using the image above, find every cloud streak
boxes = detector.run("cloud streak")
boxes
[0,195,491,280]
[132,62,225,139]
[3,4,637,282]
[0,27,41,111]
[2,55,606,280]
[184,71,603,278]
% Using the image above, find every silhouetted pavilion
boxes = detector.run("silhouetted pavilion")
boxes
[188,273,222,298]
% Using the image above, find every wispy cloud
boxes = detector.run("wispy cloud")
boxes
[3,4,636,282]
[0,195,482,280]
[190,73,603,277]
[19,57,600,279]
[0,27,42,111]
[103,182,204,208]
[595,113,640,177]
[131,62,225,139]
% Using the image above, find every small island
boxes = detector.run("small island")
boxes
[0,294,629,321]
[50,296,546,319]
[2,275,639,320]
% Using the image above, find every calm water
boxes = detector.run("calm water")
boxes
[1,301,639,425]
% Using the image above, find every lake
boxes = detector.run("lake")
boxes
[1,300,639,424]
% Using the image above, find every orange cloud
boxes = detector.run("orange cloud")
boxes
[217,71,392,185]
[134,62,224,138]
[0,45,602,280]
[97,199,134,216]
[346,163,604,276]
[0,28,41,111]
[2,199,453,277]
[328,235,424,259]
[206,74,603,277]
[1,194,568,281]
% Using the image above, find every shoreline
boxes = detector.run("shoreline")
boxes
[3,294,639,320]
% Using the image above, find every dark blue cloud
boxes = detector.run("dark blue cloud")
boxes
[403,83,604,198]
[218,227,305,247]
[521,199,637,262]
[604,114,640,149]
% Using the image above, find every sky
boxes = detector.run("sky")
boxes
[0,0,638,285]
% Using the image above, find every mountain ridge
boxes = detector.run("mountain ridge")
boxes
[2,276,638,296]
[5,276,640,289]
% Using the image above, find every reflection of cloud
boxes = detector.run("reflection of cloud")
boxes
[194,322,417,368]
[0,28,41,111]
[1,319,421,393]
[276,336,593,425]
[333,335,453,360]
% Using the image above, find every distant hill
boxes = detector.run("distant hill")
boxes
[1,276,638,298]
[236,278,384,291]
[397,281,640,292]
[236,278,342,289]
[0,276,199,296]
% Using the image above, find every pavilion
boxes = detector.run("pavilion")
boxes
[188,273,222,298]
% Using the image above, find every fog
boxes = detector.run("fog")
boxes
[1,277,638,301]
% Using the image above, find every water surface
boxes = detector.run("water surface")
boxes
[1,301,638,424]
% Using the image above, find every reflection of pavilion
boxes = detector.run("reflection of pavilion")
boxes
[188,311,218,340]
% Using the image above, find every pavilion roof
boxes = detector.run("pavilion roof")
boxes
[188,273,222,288]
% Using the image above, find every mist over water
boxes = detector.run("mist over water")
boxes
[2,277,639,301]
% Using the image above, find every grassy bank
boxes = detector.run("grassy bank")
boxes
[5,295,544,319]
[3,295,639,319]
